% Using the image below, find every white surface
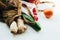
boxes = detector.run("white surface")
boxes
[0,0,60,40]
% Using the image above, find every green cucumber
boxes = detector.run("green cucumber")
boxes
[30,22,41,31]
[22,12,34,22]
[22,12,41,31]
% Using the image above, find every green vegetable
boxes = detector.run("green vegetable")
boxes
[22,12,34,22]
[29,22,41,31]
[22,12,41,31]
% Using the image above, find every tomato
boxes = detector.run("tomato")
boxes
[34,15,38,21]
[28,0,40,5]
[32,8,37,15]
[32,8,38,21]
[44,9,53,19]
[33,8,36,12]
[28,0,34,3]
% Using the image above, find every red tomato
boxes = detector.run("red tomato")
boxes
[32,8,37,15]
[28,0,40,5]
[28,0,34,3]
[44,9,53,19]
[34,15,38,21]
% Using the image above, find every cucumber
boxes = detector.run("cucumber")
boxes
[30,22,41,31]
[22,12,34,22]
[22,12,41,31]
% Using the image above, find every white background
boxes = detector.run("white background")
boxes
[0,0,60,40]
